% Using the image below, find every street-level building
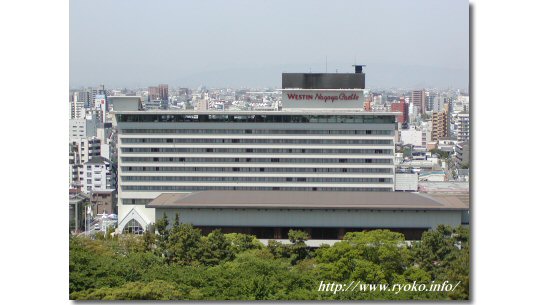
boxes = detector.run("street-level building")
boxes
[146,191,468,240]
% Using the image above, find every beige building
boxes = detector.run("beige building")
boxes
[432,111,449,141]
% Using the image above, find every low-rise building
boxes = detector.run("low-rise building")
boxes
[395,171,419,192]
[82,156,115,194]
[419,171,446,182]
[400,126,423,147]
[90,190,117,215]
[145,191,468,241]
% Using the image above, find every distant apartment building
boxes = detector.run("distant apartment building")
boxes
[158,84,169,101]
[89,85,106,102]
[411,89,426,115]
[82,156,115,194]
[91,94,108,123]
[70,137,102,189]
[454,95,470,113]
[148,84,169,102]
[70,91,90,119]
[432,111,449,141]
[390,98,409,124]
[431,96,444,113]
[455,113,470,143]
[455,141,470,168]
[69,117,99,141]
[195,99,209,111]
[148,86,160,101]
[426,94,435,112]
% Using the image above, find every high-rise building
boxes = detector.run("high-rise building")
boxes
[113,68,398,233]
[70,91,91,119]
[148,84,169,102]
[455,113,470,143]
[432,111,449,141]
[148,86,160,101]
[158,84,169,101]
[431,96,444,113]
[411,89,426,115]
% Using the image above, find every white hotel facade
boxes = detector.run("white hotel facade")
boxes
[114,109,398,231]
[113,70,402,233]
[113,67,468,240]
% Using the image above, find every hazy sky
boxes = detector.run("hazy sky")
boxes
[70,0,469,89]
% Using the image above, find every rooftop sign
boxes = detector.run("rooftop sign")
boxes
[282,89,365,109]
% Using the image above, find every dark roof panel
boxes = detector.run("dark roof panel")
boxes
[146,191,468,210]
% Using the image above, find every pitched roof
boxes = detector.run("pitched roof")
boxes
[146,191,468,211]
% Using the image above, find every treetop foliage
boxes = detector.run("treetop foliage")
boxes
[70,219,469,300]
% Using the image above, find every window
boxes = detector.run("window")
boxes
[122,219,144,235]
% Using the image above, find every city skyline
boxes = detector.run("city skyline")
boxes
[70,0,469,89]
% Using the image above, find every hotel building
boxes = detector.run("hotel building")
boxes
[113,69,468,239]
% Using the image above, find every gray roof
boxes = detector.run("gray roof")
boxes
[146,191,468,211]
[85,156,111,165]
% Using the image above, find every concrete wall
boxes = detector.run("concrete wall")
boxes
[395,173,419,191]
[155,208,463,229]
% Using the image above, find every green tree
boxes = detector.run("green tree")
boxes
[412,225,456,275]
[224,233,263,254]
[155,213,169,236]
[165,222,203,265]
[200,229,235,266]
[143,229,156,252]
[315,230,410,283]
[288,230,311,264]
[71,280,184,300]
[267,240,290,259]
